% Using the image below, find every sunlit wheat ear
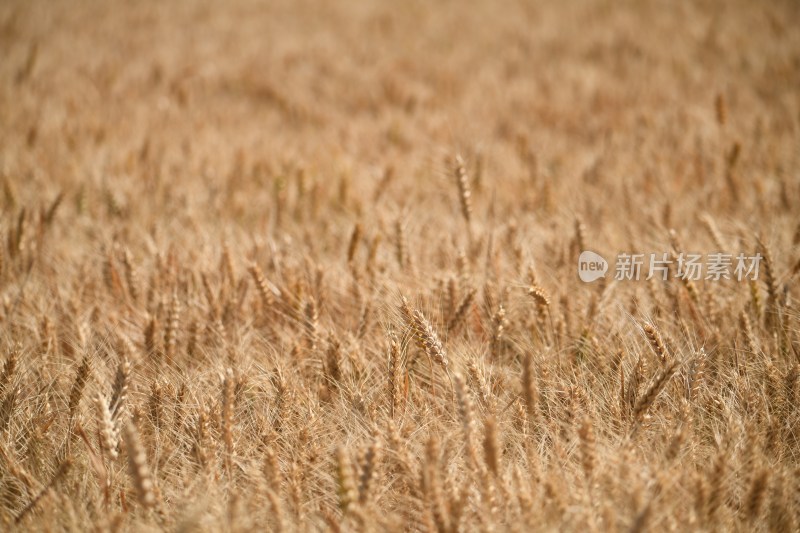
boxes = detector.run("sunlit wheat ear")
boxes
[445,276,458,321]
[447,287,475,333]
[121,247,140,302]
[578,416,595,482]
[422,437,449,533]
[489,304,507,361]
[0,345,18,396]
[452,372,479,471]
[249,263,275,309]
[192,410,211,471]
[186,320,199,358]
[522,353,539,427]
[483,416,500,478]
[220,242,236,287]
[632,360,679,429]
[454,154,473,226]
[347,222,362,264]
[336,446,357,513]
[356,298,371,339]
[757,236,780,331]
[466,360,491,410]
[95,394,118,459]
[104,247,124,297]
[110,356,130,421]
[164,291,181,362]
[222,368,235,459]
[739,310,758,355]
[394,218,409,271]
[364,233,382,278]
[723,142,742,203]
[643,322,669,365]
[357,439,381,504]
[685,349,706,401]
[401,296,448,372]
[68,355,91,417]
[149,380,165,431]
[122,422,156,509]
[413,310,453,393]
[573,217,586,255]
[665,413,689,463]
[0,386,19,432]
[144,316,159,359]
[387,332,402,418]
[749,280,763,322]
[528,284,550,310]
[699,213,727,251]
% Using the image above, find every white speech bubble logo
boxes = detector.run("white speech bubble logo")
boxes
[578,251,608,282]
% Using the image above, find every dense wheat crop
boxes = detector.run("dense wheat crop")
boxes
[1,0,799,530]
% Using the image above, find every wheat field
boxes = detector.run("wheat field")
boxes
[1,0,799,531]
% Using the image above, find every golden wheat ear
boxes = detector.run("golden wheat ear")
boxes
[454,154,473,227]
[122,421,156,510]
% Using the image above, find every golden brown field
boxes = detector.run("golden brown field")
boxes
[1,0,799,530]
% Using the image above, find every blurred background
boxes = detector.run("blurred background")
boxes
[1,0,798,245]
